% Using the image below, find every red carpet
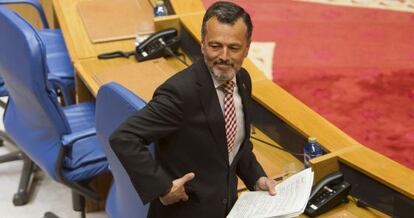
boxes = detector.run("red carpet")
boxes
[203,0,414,169]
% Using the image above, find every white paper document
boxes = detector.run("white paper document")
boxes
[227,168,314,218]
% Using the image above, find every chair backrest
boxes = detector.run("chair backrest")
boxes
[96,82,152,218]
[0,7,70,179]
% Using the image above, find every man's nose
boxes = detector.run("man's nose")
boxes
[219,47,229,60]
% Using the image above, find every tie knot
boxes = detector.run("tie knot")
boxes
[221,81,235,94]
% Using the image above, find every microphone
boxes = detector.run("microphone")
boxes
[352,196,384,214]
[250,135,303,158]
[355,198,370,208]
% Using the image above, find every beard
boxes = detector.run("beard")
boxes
[205,58,240,82]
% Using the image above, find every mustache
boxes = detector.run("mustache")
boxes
[213,59,234,67]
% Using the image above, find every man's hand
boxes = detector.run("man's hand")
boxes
[159,172,195,205]
[255,176,277,195]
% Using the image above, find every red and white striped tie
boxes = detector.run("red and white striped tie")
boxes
[222,81,237,153]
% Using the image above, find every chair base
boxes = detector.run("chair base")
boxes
[43,210,85,218]
[0,134,35,206]
[12,155,34,206]
[42,191,87,218]
[43,212,60,218]
[72,191,86,218]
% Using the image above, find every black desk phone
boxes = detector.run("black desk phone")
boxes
[305,171,351,217]
[135,28,180,61]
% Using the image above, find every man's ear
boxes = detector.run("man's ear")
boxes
[244,40,251,57]
[200,41,205,55]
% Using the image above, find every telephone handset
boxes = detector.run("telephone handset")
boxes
[135,28,180,62]
[305,171,351,217]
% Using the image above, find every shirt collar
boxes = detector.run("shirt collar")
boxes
[210,72,237,89]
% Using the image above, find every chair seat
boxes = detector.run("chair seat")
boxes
[63,135,108,181]
[63,102,95,133]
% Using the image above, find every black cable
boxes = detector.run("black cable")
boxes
[158,38,189,67]
[164,46,189,67]
[250,136,304,157]
[177,52,187,63]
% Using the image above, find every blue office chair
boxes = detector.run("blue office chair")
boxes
[0,0,75,105]
[96,82,153,218]
[0,7,109,217]
[0,2,74,206]
[0,71,35,207]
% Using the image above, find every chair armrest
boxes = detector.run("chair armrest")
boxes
[62,127,96,146]
[0,0,49,28]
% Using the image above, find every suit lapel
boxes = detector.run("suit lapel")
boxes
[195,62,228,161]
[236,72,250,141]
[230,72,251,167]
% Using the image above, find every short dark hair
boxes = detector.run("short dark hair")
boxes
[201,1,253,41]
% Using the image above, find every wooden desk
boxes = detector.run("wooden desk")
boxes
[52,0,181,61]
[339,146,414,199]
[169,0,205,14]
[52,0,133,60]
[53,0,183,102]
[74,56,187,102]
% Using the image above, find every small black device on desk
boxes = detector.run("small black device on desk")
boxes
[305,171,351,217]
[135,27,180,61]
[97,28,180,62]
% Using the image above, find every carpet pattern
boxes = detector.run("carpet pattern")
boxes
[301,0,414,13]
[203,0,414,169]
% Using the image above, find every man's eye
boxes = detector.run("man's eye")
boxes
[229,46,241,51]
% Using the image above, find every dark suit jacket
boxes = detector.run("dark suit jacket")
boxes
[110,60,266,218]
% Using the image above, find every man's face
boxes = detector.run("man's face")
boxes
[201,17,250,81]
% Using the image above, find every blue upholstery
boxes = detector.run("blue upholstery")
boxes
[96,82,152,218]
[0,1,75,105]
[63,135,108,181]
[0,5,108,202]
[0,76,7,96]
[39,29,67,51]
[63,102,95,132]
